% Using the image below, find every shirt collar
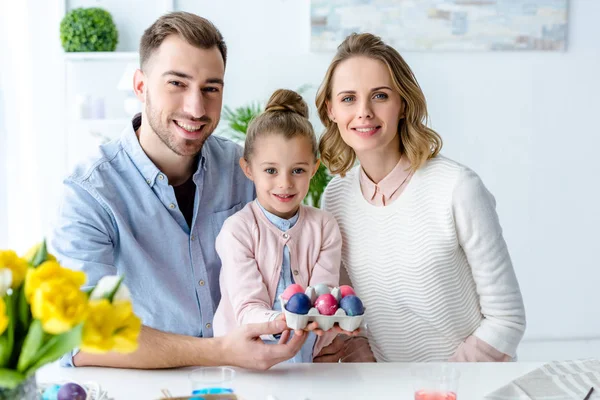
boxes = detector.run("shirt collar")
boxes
[256,201,299,232]
[122,113,207,187]
[359,155,412,202]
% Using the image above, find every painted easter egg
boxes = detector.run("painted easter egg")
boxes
[281,283,304,301]
[340,295,364,316]
[339,285,356,298]
[315,294,338,316]
[57,383,87,400]
[313,283,331,297]
[285,293,312,315]
[42,384,61,400]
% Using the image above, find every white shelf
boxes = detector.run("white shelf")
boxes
[64,52,138,62]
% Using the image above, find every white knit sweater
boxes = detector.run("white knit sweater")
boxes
[322,155,526,362]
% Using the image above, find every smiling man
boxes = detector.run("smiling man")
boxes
[51,12,309,370]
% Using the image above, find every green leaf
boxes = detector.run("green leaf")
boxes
[106,275,124,302]
[24,324,82,377]
[304,163,332,208]
[0,295,14,368]
[16,287,30,335]
[0,368,25,389]
[30,239,47,267]
[221,103,263,138]
[16,320,45,373]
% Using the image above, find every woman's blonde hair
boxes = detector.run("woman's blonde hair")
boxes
[316,33,442,176]
[244,89,318,161]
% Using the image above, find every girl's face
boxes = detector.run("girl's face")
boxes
[327,56,405,157]
[240,134,319,219]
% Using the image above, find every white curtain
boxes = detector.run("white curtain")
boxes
[0,0,67,252]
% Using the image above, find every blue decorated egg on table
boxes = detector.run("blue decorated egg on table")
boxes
[285,293,311,315]
[42,384,61,400]
[340,295,364,316]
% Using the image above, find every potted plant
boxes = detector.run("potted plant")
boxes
[0,241,141,399]
[60,7,119,52]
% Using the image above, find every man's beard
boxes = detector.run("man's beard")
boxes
[145,91,216,157]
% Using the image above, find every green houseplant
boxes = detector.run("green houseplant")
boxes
[60,7,119,52]
[221,98,332,208]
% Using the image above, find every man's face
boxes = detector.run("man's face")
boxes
[136,35,225,157]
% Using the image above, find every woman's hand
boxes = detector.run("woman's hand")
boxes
[313,334,376,363]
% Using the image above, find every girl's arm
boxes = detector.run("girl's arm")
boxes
[451,167,526,361]
[216,219,279,326]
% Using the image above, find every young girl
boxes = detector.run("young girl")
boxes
[316,33,526,362]
[213,89,342,362]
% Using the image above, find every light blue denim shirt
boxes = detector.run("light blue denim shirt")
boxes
[51,116,255,366]
[257,202,317,363]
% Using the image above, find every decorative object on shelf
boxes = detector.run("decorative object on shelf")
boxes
[73,95,105,120]
[220,91,332,208]
[117,62,142,116]
[60,8,119,52]
[0,241,141,398]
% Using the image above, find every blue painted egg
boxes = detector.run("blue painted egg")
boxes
[285,293,312,315]
[42,384,61,400]
[340,295,364,316]
[57,383,87,400]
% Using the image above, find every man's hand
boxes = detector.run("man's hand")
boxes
[313,334,376,363]
[220,319,308,370]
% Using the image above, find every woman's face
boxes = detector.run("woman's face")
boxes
[327,56,404,157]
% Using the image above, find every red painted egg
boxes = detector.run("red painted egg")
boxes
[339,285,355,298]
[281,284,304,301]
[315,294,338,316]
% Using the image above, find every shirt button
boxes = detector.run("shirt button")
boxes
[283,233,289,239]
[158,174,164,180]
[293,270,299,276]
[206,323,212,329]
[191,234,195,241]
[169,203,176,209]
[146,179,151,184]
[198,280,205,286]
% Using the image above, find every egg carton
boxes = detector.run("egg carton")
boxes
[279,287,365,332]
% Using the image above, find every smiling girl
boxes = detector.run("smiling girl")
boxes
[213,89,344,362]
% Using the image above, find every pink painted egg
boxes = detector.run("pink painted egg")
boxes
[339,285,355,298]
[315,294,338,316]
[281,284,304,301]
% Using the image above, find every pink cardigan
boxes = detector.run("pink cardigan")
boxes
[213,200,342,358]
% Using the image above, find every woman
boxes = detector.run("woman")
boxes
[316,33,526,362]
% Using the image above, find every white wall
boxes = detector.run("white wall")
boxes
[1,0,598,356]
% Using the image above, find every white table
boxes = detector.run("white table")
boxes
[37,361,542,400]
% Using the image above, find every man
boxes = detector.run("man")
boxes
[52,11,372,369]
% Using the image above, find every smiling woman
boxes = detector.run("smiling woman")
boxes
[316,32,526,363]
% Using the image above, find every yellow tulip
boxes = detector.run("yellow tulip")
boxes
[0,250,28,288]
[31,279,88,335]
[24,261,86,303]
[23,242,56,263]
[0,297,8,335]
[81,299,141,354]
